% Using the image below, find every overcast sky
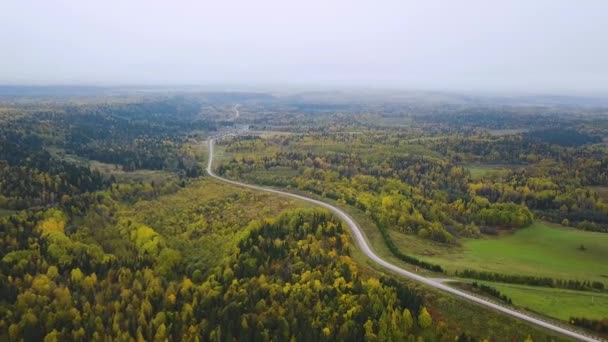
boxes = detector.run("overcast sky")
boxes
[1,0,606,94]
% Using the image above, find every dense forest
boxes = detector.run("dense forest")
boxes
[0,131,108,209]
[0,204,450,341]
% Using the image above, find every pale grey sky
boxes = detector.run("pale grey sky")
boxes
[1,0,607,94]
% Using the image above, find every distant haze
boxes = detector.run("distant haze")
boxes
[1,0,607,95]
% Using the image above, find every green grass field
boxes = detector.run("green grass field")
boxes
[465,163,519,178]
[478,281,608,321]
[89,160,177,184]
[412,222,608,282]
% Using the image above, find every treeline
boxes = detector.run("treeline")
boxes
[471,282,512,304]
[569,317,608,335]
[457,269,605,291]
[376,221,444,273]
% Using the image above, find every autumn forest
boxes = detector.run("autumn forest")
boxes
[1,89,607,341]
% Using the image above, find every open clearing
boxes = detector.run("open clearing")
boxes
[465,163,522,178]
[397,222,608,282]
[479,281,608,321]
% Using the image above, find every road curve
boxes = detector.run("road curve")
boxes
[206,138,600,342]
[233,104,240,119]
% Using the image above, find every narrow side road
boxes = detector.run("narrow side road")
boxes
[206,137,601,342]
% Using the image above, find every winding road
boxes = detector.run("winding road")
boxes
[206,137,601,342]
[233,104,240,119]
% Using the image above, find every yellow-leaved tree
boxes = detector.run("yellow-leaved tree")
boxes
[418,307,432,330]
[37,209,67,236]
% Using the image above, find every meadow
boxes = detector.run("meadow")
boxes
[416,222,608,282]
[478,281,608,321]
[465,163,518,178]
